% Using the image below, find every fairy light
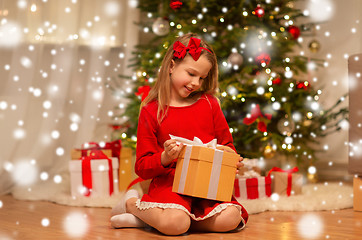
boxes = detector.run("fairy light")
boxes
[30,3,37,12]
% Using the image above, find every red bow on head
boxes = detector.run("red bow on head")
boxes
[243,104,272,132]
[173,37,212,61]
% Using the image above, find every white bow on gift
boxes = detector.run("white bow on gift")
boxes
[169,134,221,149]
[242,170,261,178]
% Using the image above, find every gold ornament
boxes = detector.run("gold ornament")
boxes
[264,145,276,159]
[308,39,321,53]
[152,17,170,36]
[277,115,295,136]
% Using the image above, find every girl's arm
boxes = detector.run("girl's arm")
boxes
[135,107,170,180]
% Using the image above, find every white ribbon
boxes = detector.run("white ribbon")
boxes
[171,134,224,200]
[169,134,221,149]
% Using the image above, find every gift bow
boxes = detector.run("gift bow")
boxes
[243,104,272,132]
[81,150,114,197]
[173,37,212,61]
[169,134,221,149]
[243,158,259,169]
[241,170,261,178]
[267,167,299,196]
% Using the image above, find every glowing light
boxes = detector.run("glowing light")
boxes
[30,4,37,12]
[310,101,319,111]
[63,212,89,238]
[128,0,138,8]
[0,101,8,110]
[70,123,79,131]
[297,213,323,239]
[92,90,103,100]
[308,166,317,174]
[40,172,49,181]
[13,128,26,139]
[12,161,38,186]
[272,102,281,110]
[69,113,81,123]
[56,147,65,156]
[271,193,280,202]
[20,56,32,68]
[339,119,349,130]
[51,130,60,139]
[43,100,52,109]
[104,1,120,17]
[284,70,293,78]
[54,175,62,183]
[0,21,23,48]
[307,0,335,22]
[285,136,293,144]
[17,0,27,8]
[41,218,50,227]
[33,88,42,97]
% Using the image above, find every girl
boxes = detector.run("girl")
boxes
[110,33,248,235]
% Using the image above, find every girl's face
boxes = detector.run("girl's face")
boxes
[169,54,212,104]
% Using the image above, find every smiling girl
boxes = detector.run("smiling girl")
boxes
[110,33,248,235]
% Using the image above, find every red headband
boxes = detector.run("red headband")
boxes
[173,37,212,61]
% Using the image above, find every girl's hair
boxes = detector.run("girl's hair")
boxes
[141,33,219,123]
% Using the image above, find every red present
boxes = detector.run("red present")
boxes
[69,150,119,197]
[76,140,134,192]
[268,167,303,196]
[234,176,271,200]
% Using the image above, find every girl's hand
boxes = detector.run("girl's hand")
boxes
[215,146,243,174]
[236,156,244,174]
[216,145,236,153]
[161,139,184,167]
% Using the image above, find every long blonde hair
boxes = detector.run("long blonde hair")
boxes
[141,33,219,123]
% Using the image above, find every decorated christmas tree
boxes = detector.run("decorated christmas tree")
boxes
[107,0,348,172]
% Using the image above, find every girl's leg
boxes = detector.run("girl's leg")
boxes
[190,205,242,232]
[126,198,191,236]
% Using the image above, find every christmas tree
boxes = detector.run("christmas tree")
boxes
[107,0,348,171]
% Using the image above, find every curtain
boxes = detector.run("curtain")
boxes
[0,0,139,196]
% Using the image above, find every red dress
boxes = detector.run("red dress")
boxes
[135,94,248,229]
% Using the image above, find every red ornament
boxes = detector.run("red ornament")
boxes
[296,80,311,90]
[288,26,301,39]
[272,77,281,85]
[254,5,265,18]
[170,0,183,10]
[255,53,271,66]
[135,85,151,101]
[243,104,272,132]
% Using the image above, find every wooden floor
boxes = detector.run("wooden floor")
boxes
[1,194,361,240]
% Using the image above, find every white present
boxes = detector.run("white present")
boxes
[69,157,119,197]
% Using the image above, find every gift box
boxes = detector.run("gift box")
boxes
[268,167,303,196]
[234,176,271,200]
[69,151,119,197]
[353,176,362,211]
[171,136,239,202]
[73,140,134,192]
[118,147,134,191]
